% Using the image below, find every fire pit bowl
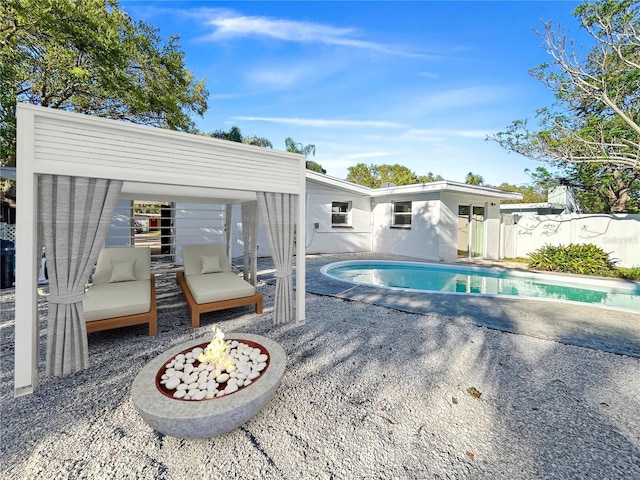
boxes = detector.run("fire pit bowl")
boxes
[131,333,286,438]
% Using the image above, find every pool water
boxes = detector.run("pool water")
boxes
[321,261,640,312]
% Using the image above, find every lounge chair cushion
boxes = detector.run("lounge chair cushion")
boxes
[92,247,151,285]
[183,244,231,277]
[185,272,256,304]
[84,280,151,322]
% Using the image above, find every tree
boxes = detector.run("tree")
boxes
[284,137,325,173]
[417,172,444,183]
[490,0,640,212]
[465,172,485,186]
[209,126,273,148]
[243,135,273,148]
[346,163,443,188]
[0,0,209,172]
[210,126,243,143]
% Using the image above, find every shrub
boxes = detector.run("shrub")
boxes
[527,243,617,276]
[614,267,640,281]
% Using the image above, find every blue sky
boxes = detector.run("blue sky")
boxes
[122,1,592,187]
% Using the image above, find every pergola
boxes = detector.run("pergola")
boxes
[14,103,306,396]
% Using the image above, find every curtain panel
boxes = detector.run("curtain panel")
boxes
[241,201,259,286]
[39,175,123,376]
[257,193,296,325]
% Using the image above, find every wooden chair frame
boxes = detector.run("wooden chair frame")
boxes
[176,271,263,328]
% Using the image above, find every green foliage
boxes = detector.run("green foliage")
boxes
[614,267,640,281]
[285,137,324,172]
[208,126,273,148]
[488,0,640,213]
[528,243,617,276]
[1,0,208,168]
[305,160,326,174]
[346,163,443,188]
[465,172,485,186]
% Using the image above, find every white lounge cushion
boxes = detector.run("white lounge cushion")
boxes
[185,272,255,304]
[93,247,151,285]
[182,244,231,277]
[84,280,151,322]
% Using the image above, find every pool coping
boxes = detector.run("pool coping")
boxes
[258,253,640,359]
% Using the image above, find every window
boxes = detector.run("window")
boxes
[392,201,412,227]
[331,201,352,227]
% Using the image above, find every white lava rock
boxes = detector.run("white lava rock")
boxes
[224,383,239,394]
[165,377,181,390]
[183,373,198,384]
[193,390,206,401]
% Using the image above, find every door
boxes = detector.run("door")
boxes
[458,205,485,258]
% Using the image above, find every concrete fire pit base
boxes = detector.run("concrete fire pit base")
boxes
[131,334,286,439]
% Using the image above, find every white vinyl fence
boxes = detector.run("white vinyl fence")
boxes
[501,213,640,268]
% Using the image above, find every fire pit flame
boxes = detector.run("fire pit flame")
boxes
[198,326,233,372]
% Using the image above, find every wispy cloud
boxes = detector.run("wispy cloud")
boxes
[232,116,407,129]
[193,8,437,58]
[404,128,490,140]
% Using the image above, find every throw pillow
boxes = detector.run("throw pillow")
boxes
[109,259,137,283]
[200,254,222,274]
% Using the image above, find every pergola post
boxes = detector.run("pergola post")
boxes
[14,107,40,397]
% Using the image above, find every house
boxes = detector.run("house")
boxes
[500,186,579,216]
[305,171,522,262]
[157,172,522,263]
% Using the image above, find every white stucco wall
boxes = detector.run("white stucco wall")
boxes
[372,193,443,261]
[305,182,371,254]
[509,213,640,267]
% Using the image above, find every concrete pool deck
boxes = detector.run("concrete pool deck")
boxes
[259,253,640,358]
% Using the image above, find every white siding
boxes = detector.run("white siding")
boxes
[25,105,302,195]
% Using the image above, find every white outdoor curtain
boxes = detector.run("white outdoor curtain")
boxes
[257,192,296,325]
[39,175,123,376]
[225,204,233,263]
[241,201,259,286]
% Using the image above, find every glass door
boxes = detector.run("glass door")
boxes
[458,205,485,258]
[457,205,470,258]
[470,206,485,257]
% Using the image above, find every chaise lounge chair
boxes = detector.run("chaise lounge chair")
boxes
[176,243,263,328]
[83,246,157,336]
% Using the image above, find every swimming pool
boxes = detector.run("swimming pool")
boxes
[321,260,640,312]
